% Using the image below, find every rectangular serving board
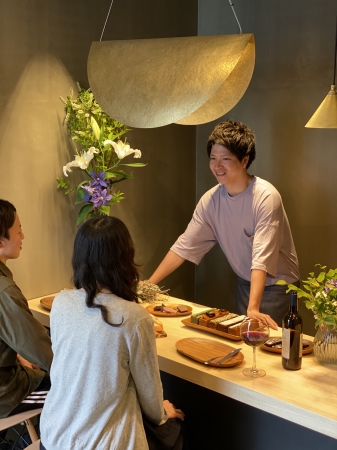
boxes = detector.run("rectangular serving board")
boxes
[181,317,242,341]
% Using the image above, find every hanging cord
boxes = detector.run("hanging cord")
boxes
[100,0,114,41]
[227,0,242,34]
[333,16,337,85]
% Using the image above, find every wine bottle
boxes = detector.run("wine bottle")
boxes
[282,291,303,370]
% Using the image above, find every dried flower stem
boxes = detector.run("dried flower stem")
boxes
[137,281,170,304]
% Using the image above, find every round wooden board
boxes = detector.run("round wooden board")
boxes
[175,337,244,367]
[40,296,55,311]
[146,304,192,317]
[261,337,313,355]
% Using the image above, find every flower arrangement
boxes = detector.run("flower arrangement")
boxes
[278,264,337,329]
[57,83,146,224]
[137,281,170,304]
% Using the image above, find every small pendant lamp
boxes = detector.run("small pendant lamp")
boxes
[305,18,337,128]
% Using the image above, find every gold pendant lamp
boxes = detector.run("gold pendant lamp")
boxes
[305,18,337,128]
[87,1,255,129]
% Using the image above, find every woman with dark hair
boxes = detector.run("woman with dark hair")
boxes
[40,216,184,450]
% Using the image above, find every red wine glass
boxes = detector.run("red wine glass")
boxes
[240,318,270,378]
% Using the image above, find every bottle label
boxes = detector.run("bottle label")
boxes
[299,333,303,357]
[282,328,290,359]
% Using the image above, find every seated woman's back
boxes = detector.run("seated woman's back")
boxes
[41,289,164,449]
[40,216,170,450]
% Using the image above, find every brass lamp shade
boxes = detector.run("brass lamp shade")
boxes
[305,85,337,128]
[87,34,255,128]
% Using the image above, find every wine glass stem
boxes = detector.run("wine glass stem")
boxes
[252,347,257,372]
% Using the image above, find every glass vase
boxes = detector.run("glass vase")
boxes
[313,323,337,369]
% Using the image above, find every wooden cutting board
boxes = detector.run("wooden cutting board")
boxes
[146,304,192,317]
[40,296,55,311]
[175,337,244,367]
[181,317,242,341]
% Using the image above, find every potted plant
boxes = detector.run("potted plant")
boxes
[278,264,337,368]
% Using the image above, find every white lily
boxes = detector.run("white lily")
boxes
[104,139,141,159]
[63,147,99,177]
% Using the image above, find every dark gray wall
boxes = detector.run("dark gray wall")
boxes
[197,0,337,335]
[0,0,197,300]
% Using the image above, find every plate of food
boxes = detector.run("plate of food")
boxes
[175,337,244,368]
[146,303,192,317]
[40,296,55,311]
[261,336,313,354]
[181,308,245,341]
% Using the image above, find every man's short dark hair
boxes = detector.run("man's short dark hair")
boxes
[0,200,16,240]
[206,120,256,169]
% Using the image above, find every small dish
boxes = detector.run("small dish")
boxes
[261,336,313,354]
[146,304,192,317]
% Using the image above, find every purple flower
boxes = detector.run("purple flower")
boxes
[82,185,95,202]
[90,171,108,188]
[324,279,337,293]
[91,188,112,208]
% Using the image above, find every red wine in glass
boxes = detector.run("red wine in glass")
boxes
[240,319,270,377]
[241,330,269,347]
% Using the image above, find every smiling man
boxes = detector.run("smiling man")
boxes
[148,120,300,328]
[0,199,52,418]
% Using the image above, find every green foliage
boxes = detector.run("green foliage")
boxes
[56,177,75,194]
[277,264,337,329]
[62,83,129,150]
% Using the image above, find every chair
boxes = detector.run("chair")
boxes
[0,408,42,449]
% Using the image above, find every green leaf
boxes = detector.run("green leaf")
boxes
[91,116,101,141]
[109,192,125,204]
[75,186,87,204]
[317,271,326,283]
[276,280,287,285]
[104,172,118,179]
[323,316,335,325]
[112,170,133,177]
[56,177,70,190]
[99,123,105,143]
[119,163,147,167]
[110,177,127,185]
[99,205,110,215]
[76,204,93,225]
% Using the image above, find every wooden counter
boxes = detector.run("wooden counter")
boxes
[28,294,337,441]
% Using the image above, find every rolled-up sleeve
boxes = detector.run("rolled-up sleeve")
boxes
[171,200,217,265]
[251,193,282,278]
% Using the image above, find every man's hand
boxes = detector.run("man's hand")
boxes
[246,308,278,330]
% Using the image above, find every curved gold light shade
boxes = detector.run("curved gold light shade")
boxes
[305,85,337,128]
[87,34,255,128]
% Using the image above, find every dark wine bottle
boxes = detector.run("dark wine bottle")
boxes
[282,291,303,370]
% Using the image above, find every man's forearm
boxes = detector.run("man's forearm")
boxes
[247,269,267,313]
[148,250,185,285]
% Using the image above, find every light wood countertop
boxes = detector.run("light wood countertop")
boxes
[28,293,337,440]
